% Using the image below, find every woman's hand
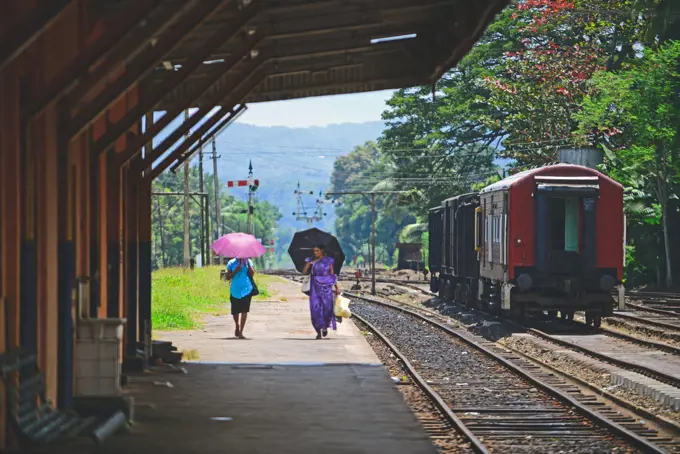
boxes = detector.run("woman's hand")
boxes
[334,285,340,295]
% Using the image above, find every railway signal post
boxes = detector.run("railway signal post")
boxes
[226,161,260,235]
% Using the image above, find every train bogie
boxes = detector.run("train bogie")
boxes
[429,164,626,325]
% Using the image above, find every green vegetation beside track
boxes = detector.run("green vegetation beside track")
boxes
[152,266,275,330]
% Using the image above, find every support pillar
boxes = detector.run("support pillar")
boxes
[124,157,140,364]
[106,150,121,318]
[89,134,100,318]
[138,112,153,362]
[56,103,74,409]
[20,117,38,352]
[138,174,152,363]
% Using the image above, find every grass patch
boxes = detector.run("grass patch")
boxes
[182,349,200,361]
[152,266,275,330]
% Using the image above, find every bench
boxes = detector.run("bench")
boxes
[0,349,122,448]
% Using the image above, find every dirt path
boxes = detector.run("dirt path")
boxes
[154,276,379,364]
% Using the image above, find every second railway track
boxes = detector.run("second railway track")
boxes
[349,292,675,454]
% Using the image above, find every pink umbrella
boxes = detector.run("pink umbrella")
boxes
[212,233,266,259]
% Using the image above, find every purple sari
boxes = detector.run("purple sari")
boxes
[309,256,337,331]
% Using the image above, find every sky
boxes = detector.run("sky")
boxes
[235,90,395,128]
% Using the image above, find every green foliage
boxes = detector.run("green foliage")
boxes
[371,0,679,287]
[575,40,680,286]
[330,142,417,266]
[152,166,282,270]
[152,266,273,330]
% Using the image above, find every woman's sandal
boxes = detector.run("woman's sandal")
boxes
[322,329,328,338]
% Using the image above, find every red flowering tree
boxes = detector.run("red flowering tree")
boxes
[482,0,605,165]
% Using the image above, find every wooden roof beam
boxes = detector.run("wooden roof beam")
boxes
[67,0,224,141]
[166,0,453,62]
[22,1,161,121]
[155,29,416,88]
[0,0,71,74]
[64,2,187,111]
[148,68,266,180]
[429,0,509,82]
[90,1,260,157]
[168,104,248,173]
[150,41,412,112]
[261,0,456,19]
[115,30,265,167]
[145,55,265,169]
[250,75,422,102]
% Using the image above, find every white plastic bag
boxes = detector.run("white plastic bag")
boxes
[334,295,352,318]
[302,276,311,295]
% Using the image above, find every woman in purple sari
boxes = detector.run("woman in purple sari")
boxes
[303,245,339,339]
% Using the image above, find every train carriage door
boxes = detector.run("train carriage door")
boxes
[535,175,599,275]
[503,193,508,268]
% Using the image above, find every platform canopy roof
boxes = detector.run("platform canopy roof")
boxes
[97,0,508,111]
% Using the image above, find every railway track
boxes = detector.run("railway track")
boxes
[626,291,680,315]
[618,307,680,331]
[383,282,680,390]
[349,292,671,453]
[524,323,680,389]
[263,269,429,285]
[372,280,680,359]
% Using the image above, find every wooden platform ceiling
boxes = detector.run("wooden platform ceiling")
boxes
[114,0,509,111]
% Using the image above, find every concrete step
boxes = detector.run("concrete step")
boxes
[610,370,680,410]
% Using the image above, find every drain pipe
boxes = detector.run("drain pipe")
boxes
[92,411,127,447]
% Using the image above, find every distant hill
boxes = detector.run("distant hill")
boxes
[186,120,510,245]
[211,121,386,234]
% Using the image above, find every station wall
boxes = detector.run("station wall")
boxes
[0,1,149,447]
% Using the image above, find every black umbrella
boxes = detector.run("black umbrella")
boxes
[287,228,345,274]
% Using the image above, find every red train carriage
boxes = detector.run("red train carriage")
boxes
[429,164,626,327]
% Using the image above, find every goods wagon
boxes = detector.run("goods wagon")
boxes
[429,164,626,327]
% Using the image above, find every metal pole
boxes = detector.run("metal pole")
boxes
[371,193,376,295]
[205,193,211,265]
[198,143,205,266]
[212,137,221,264]
[183,110,191,268]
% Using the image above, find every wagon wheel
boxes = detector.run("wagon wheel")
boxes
[585,312,593,326]
[593,315,602,329]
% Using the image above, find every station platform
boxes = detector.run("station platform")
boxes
[100,278,437,454]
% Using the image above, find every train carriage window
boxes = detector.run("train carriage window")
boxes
[486,214,492,262]
[565,198,579,252]
[548,197,579,253]
[493,216,501,244]
[474,207,482,252]
[549,198,566,250]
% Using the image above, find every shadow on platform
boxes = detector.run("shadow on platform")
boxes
[96,362,437,454]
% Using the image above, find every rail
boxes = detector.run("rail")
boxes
[346,292,667,454]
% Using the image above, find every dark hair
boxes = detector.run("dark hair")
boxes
[315,244,325,251]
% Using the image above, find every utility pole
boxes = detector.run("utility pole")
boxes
[212,137,221,264]
[370,193,376,293]
[246,160,254,235]
[326,190,409,296]
[198,143,205,266]
[183,109,190,268]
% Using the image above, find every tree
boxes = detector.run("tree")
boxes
[575,40,680,287]
[482,0,607,165]
[330,142,416,267]
[379,7,517,208]
[152,165,282,270]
